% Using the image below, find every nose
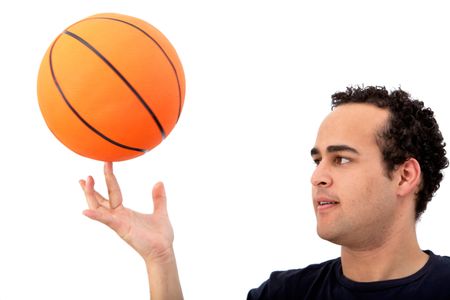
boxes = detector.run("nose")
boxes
[310,163,332,187]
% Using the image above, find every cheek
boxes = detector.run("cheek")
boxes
[339,173,387,211]
[349,176,396,219]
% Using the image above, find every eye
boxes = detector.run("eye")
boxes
[334,156,350,165]
[312,157,321,166]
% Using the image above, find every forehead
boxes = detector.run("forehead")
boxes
[314,103,389,152]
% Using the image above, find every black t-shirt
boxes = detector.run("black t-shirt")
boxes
[247,251,450,300]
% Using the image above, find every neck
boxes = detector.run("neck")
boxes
[340,223,428,282]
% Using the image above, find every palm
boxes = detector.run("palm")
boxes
[80,162,174,261]
[118,208,174,260]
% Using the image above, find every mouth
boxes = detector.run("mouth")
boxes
[318,201,339,206]
[315,197,340,211]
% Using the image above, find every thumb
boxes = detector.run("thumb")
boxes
[152,181,168,215]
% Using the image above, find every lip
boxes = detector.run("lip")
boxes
[315,196,340,211]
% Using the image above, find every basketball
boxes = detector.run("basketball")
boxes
[37,13,185,161]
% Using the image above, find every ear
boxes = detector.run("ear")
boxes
[396,158,422,197]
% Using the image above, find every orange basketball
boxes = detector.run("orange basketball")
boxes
[37,13,185,161]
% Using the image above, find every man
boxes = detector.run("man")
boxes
[80,86,450,300]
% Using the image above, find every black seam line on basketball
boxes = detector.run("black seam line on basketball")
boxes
[48,37,147,153]
[63,30,167,139]
[88,16,183,122]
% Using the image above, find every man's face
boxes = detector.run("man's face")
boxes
[310,103,399,249]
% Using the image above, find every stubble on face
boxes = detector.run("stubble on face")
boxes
[311,103,399,250]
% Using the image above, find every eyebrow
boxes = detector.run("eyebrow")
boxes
[310,144,360,156]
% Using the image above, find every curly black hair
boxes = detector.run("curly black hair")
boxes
[331,86,448,220]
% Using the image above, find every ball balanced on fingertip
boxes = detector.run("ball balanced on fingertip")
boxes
[37,13,185,161]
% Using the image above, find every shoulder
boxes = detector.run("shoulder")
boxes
[431,252,450,265]
[411,251,450,299]
[425,250,450,274]
[247,258,339,300]
[426,250,450,275]
[269,258,338,284]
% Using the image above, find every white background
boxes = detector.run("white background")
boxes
[1,1,450,299]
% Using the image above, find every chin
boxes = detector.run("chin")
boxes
[317,227,342,245]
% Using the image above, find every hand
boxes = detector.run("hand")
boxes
[79,162,174,262]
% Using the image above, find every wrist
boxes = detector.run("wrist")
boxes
[144,246,183,300]
[143,246,176,266]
